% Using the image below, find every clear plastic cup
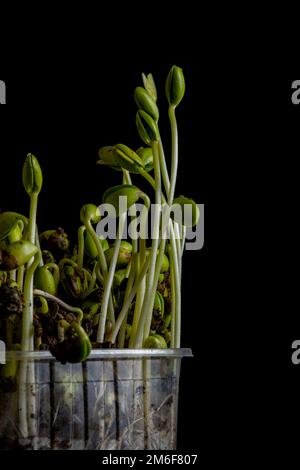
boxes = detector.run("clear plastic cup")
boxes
[0,348,192,450]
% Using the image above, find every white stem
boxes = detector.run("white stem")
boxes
[85,221,115,322]
[96,212,127,342]
[181,225,186,257]
[33,289,83,320]
[168,106,178,207]
[169,222,181,347]
[170,254,176,348]
[174,222,182,276]
[18,193,38,441]
[117,257,136,347]
[18,361,28,438]
[109,257,150,344]
[134,141,161,348]
[158,137,170,196]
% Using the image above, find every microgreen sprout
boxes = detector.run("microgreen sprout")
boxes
[0,66,199,446]
[0,65,197,370]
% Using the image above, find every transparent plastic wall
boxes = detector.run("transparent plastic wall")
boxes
[0,349,192,450]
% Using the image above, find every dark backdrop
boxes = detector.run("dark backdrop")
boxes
[0,62,214,451]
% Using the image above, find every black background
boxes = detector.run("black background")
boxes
[1,41,299,462]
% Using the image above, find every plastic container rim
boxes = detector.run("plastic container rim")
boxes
[5,348,193,361]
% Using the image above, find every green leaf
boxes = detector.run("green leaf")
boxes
[22,153,43,195]
[172,196,200,227]
[105,241,132,267]
[136,147,154,172]
[136,110,159,144]
[103,184,142,216]
[165,65,185,107]
[134,86,159,121]
[143,334,167,349]
[0,240,38,271]
[142,73,157,102]
[0,213,21,241]
[34,266,57,296]
[80,204,101,224]
[98,144,145,174]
